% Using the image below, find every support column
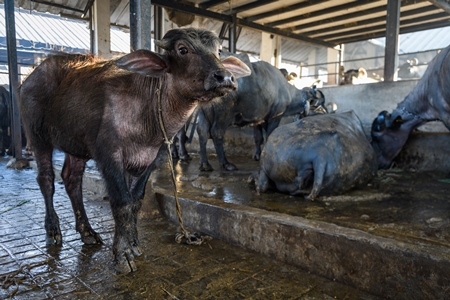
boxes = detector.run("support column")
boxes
[260,32,281,67]
[154,5,163,53]
[327,46,340,85]
[92,0,111,58]
[384,0,400,81]
[4,2,23,161]
[308,49,317,78]
[130,0,152,51]
[229,14,237,54]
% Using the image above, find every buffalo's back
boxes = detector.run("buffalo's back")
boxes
[260,110,377,195]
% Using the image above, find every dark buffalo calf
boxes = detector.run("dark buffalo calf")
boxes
[19,28,250,273]
[257,111,377,200]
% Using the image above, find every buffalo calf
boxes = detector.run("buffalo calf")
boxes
[19,28,250,273]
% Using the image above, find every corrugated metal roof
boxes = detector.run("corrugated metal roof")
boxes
[0,5,129,53]
[398,26,450,54]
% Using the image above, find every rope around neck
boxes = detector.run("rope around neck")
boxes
[156,77,211,246]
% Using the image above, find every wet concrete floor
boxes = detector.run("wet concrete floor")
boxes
[154,153,450,250]
[0,155,383,299]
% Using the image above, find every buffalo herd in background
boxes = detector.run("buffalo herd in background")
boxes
[173,41,450,199]
[1,27,448,273]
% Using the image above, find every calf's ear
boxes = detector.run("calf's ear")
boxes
[115,49,168,77]
[221,56,251,78]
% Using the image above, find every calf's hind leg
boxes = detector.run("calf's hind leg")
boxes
[61,154,102,244]
[34,148,62,245]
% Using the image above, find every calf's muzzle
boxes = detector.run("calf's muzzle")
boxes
[204,69,236,95]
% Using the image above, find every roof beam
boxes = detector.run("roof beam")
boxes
[265,0,380,27]
[26,0,84,14]
[83,0,95,16]
[151,0,336,48]
[429,0,450,14]
[292,4,438,33]
[318,12,449,42]
[302,6,443,37]
[200,0,229,9]
[328,19,450,44]
[224,0,278,15]
[291,5,386,32]
[244,0,329,22]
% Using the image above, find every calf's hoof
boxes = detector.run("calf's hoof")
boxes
[253,154,261,161]
[45,223,62,245]
[46,233,63,245]
[114,249,139,274]
[222,163,237,171]
[113,235,142,273]
[80,229,103,245]
[199,162,213,172]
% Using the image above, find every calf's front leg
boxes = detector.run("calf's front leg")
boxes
[99,161,149,273]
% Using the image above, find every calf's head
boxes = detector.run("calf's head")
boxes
[115,28,250,102]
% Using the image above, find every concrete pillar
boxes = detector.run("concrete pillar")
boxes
[92,0,111,58]
[327,46,340,85]
[274,35,281,68]
[260,32,281,67]
[308,49,317,78]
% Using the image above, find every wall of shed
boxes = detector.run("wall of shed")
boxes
[186,80,450,173]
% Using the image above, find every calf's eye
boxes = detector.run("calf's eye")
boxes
[179,47,188,55]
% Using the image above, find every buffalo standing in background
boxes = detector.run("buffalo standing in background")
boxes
[19,28,250,273]
[371,44,450,168]
[196,51,326,171]
[256,111,377,200]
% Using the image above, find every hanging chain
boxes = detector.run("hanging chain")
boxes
[156,77,210,246]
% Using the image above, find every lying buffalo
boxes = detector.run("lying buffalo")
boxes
[19,28,250,273]
[256,111,377,200]
[371,44,450,168]
[196,51,326,171]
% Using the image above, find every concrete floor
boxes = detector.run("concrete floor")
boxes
[0,155,382,300]
[152,152,450,299]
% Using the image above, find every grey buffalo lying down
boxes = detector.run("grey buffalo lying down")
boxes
[371,44,450,168]
[19,28,250,273]
[256,111,378,200]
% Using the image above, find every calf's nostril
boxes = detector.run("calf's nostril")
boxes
[213,70,235,84]
[213,71,226,82]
